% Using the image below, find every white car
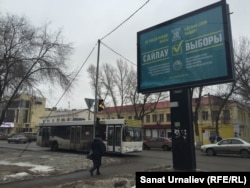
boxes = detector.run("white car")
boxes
[7,134,28,144]
[200,137,250,158]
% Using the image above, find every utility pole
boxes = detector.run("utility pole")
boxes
[93,39,101,138]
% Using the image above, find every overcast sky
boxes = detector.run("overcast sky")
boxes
[1,0,249,109]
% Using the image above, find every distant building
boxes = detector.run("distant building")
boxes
[40,108,94,124]
[0,94,94,135]
[0,94,47,134]
[97,96,250,143]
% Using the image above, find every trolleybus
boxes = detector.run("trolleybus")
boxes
[36,119,143,154]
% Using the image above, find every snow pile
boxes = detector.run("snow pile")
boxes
[0,160,55,183]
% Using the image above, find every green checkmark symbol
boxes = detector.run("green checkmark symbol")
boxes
[172,40,184,54]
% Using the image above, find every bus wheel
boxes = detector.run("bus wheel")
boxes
[143,144,149,150]
[51,142,58,151]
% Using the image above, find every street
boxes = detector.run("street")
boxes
[138,148,250,171]
[0,140,250,187]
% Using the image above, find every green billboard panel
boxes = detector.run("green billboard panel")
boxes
[137,0,234,93]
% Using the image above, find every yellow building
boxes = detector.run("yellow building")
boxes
[0,94,48,134]
[195,96,249,144]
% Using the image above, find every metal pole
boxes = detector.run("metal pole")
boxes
[93,39,101,138]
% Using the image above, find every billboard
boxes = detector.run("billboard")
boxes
[137,0,234,93]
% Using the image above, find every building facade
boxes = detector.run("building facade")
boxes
[97,96,250,144]
[0,94,94,135]
[40,108,94,124]
[2,94,248,144]
[0,94,47,134]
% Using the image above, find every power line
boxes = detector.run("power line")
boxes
[45,42,98,120]
[48,0,150,110]
[100,0,150,41]
[100,41,136,66]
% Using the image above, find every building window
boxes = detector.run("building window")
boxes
[5,109,15,122]
[166,113,171,122]
[212,110,219,122]
[146,115,150,123]
[202,111,208,121]
[128,116,132,119]
[223,110,230,123]
[20,100,30,108]
[159,114,164,122]
[152,114,157,122]
[23,109,29,123]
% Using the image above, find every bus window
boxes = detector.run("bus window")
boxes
[81,126,93,140]
[134,127,142,141]
[124,129,131,141]
[51,126,70,139]
[123,127,142,142]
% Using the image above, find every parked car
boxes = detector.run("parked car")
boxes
[143,137,172,151]
[0,133,8,140]
[200,137,250,158]
[7,134,28,144]
[24,132,37,141]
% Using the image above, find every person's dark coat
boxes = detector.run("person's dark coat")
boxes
[91,137,106,168]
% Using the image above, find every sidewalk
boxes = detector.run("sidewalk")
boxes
[0,146,174,188]
[0,144,173,188]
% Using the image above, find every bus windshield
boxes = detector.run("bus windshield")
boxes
[123,126,142,142]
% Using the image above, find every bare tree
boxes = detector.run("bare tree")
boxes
[126,66,168,120]
[196,36,250,136]
[210,37,250,135]
[191,86,203,146]
[87,59,168,119]
[0,14,74,124]
[234,36,250,104]
[211,82,236,135]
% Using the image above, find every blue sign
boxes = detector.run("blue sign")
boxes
[137,0,234,93]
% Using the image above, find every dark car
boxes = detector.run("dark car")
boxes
[7,134,28,144]
[24,132,37,141]
[0,133,8,140]
[143,137,172,151]
[200,137,250,158]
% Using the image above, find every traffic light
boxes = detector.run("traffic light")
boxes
[98,99,104,112]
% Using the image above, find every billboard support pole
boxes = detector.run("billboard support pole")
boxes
[170,88,196,171]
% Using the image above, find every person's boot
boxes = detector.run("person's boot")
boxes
[89,167,95,176]
[96,168,101,175]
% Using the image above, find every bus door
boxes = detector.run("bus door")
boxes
[107,125,121,153]
[70,126,81,150]
[41,127,50,147]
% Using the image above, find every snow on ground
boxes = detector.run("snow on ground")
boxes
[0,159,137,188]
[0,154,136,187]
[0,160,55,183]
[0,161,54,173]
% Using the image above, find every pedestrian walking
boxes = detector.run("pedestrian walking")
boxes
[209,134,216,143]
[89,135,106,176]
